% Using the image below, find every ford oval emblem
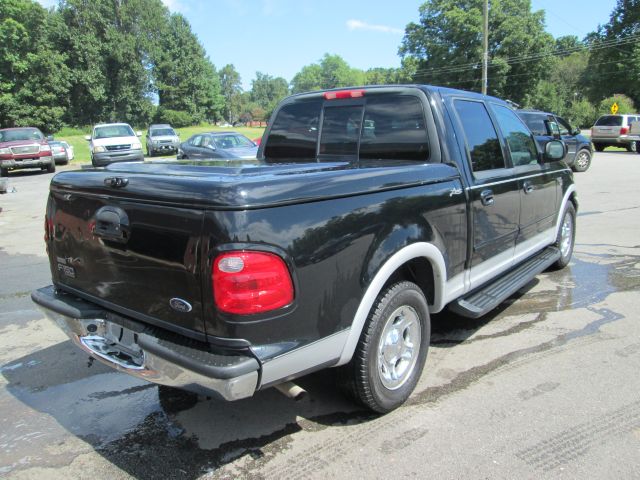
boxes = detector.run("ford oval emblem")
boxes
[170,298,192,313]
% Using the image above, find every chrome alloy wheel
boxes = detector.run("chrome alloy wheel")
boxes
[560,211,574,258]
[575,151,590,170]
[377,305,421,390]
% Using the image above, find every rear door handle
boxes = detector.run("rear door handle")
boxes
[523,181,534,194]
[480,189,494,206]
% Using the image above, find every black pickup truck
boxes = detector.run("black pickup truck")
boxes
[32,85,576,413]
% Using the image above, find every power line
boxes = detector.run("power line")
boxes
[408,32,640,78]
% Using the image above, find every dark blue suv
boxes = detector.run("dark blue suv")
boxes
[517,110,592,172]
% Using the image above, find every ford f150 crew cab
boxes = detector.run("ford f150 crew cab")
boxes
[32,85,576,413]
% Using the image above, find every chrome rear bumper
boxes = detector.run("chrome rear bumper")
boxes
[32,286,259,401]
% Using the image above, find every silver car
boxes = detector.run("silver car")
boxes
[146,124,180,157]
[591,114,640,152]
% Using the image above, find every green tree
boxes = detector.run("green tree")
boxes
[598,94,636,115]
[364,67,409,85]
[585,0,640,106]
[290,64,323,93]
[567,98,597,128]
[554,35,585,56]
[250,72,289,119]
[55,0,164,126]
[399,0,555,104]
[219,64,242,123]
[291,54,366,94]
[0,0,71,131]
[154,13,223,124]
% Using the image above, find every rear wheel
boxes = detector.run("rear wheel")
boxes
[46,162,55,173]
[337,281,430,413]
[550,203,576,270]
[0,167,7,177]
[572,149,591,172]
[628,141,637,153]
[593,143,605,152]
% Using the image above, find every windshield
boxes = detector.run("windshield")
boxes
[213,134,255,149]
[595,115,623,127]
[150,128,175,136]
[94,125,135,139]
[0,128,44,142]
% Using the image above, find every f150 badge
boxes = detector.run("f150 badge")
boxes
[56,256,77,278]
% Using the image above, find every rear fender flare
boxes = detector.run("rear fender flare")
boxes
[337,242,446,366]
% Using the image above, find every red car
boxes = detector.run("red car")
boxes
[0,127,55,176]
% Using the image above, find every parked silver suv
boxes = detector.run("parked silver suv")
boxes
[591,114,640,152]
[146,124,180,157]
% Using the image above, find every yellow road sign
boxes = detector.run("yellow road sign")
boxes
[611,102,619,114]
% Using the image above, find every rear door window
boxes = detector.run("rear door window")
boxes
[454,100,506,172]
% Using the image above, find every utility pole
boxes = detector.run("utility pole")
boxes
[482,0,489,95]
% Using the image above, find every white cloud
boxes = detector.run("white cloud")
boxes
[346,19,403,35]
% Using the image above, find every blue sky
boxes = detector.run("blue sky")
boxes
[39,0,619,90]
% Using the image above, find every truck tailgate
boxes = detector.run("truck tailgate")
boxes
[47,173,205,336]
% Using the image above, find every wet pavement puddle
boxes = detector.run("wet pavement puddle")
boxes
[1,250,639,478]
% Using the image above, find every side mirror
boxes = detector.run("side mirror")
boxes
[136,131,142,137]
[46,135,54,141]
[572,127,581,136]
[544,140,565,162]
[84,135,91,141]
[207,144,216,150]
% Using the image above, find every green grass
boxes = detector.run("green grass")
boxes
[53,124,266,165]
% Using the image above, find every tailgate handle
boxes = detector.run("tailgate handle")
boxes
[94,206,130,243]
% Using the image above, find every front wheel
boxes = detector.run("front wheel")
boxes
[572,149,591,172]
[337,281,430,413]
[550,203,576,270]
[0,167,7,177]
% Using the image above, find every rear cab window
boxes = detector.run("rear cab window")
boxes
[263,90,434,165]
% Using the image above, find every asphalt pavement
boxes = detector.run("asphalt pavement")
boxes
[1,151,639,479]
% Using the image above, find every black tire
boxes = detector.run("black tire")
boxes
[0,167,7,177]
[593,143,605,152]
[572,149,591,172]
[46,162,55,173]
[628,141,637,153]
[337,281,430,413]
[550,203,576,270]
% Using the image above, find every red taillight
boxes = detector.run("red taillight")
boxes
[620,126,629,135]
[323,89,366,100]
[213,251,294,315]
